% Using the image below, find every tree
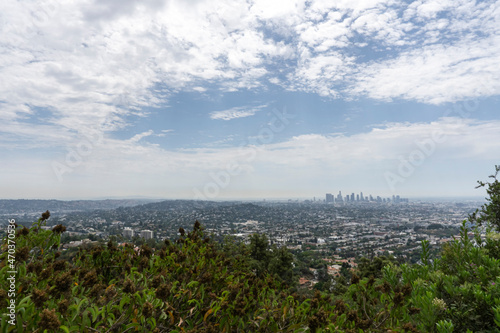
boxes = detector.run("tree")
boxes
[248,233,271,276]
[268,245,295,286]
[331,274,348,296]
[339,262,352,281]
[357,255,397,279]
[146,237,159,249]
[470,165,500,230]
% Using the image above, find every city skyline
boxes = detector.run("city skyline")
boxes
[325,192,408,204]
[1,1,499,200]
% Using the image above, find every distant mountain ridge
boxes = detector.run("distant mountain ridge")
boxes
[0,199,159,215]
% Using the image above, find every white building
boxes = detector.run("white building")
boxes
[141,230,154,239]
[123,227,134,238]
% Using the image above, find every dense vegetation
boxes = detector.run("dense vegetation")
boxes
[1,166,500,332]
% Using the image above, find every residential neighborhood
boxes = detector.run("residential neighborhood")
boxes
[1,198,482,288]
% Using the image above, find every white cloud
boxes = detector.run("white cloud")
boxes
[268,77,280,85]
[129,130,154,142]
[157,129,174,137]
[2,116,497,198]
[349,35,500,103]
[0,0,301,152]
[210,105,267,120]
[288,51,353,97]
[291,0,499,102]
[0,0,498,144]
[168,117,500,177]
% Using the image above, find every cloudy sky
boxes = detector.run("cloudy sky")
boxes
[1,0,499,200]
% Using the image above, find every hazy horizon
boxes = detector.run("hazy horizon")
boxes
[0,195,487,202]
[1,0,499,200]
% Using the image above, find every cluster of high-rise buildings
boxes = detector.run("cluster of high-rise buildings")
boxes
[325,191,408,204]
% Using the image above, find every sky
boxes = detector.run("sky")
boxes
[1,0,499,200]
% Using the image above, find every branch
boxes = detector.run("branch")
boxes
[374,311,391,329]
[105,313,126,333]
[362,295,370,320]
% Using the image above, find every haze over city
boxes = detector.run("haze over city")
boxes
[1,0,499,200]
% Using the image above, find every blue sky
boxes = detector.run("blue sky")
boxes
[1,0,499,200]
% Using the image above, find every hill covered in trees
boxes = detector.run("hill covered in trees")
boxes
[1,166,500,332]
[0,199,158,216]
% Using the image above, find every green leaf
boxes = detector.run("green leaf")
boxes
[89,306,97,323]
[59,325,70,333]
[187,281,199,289]
[147,317,156,330]
[119,295,129,312]
[17,296,31,308]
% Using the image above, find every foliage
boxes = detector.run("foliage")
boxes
[357,255,398,279]
[470,165,500,231]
